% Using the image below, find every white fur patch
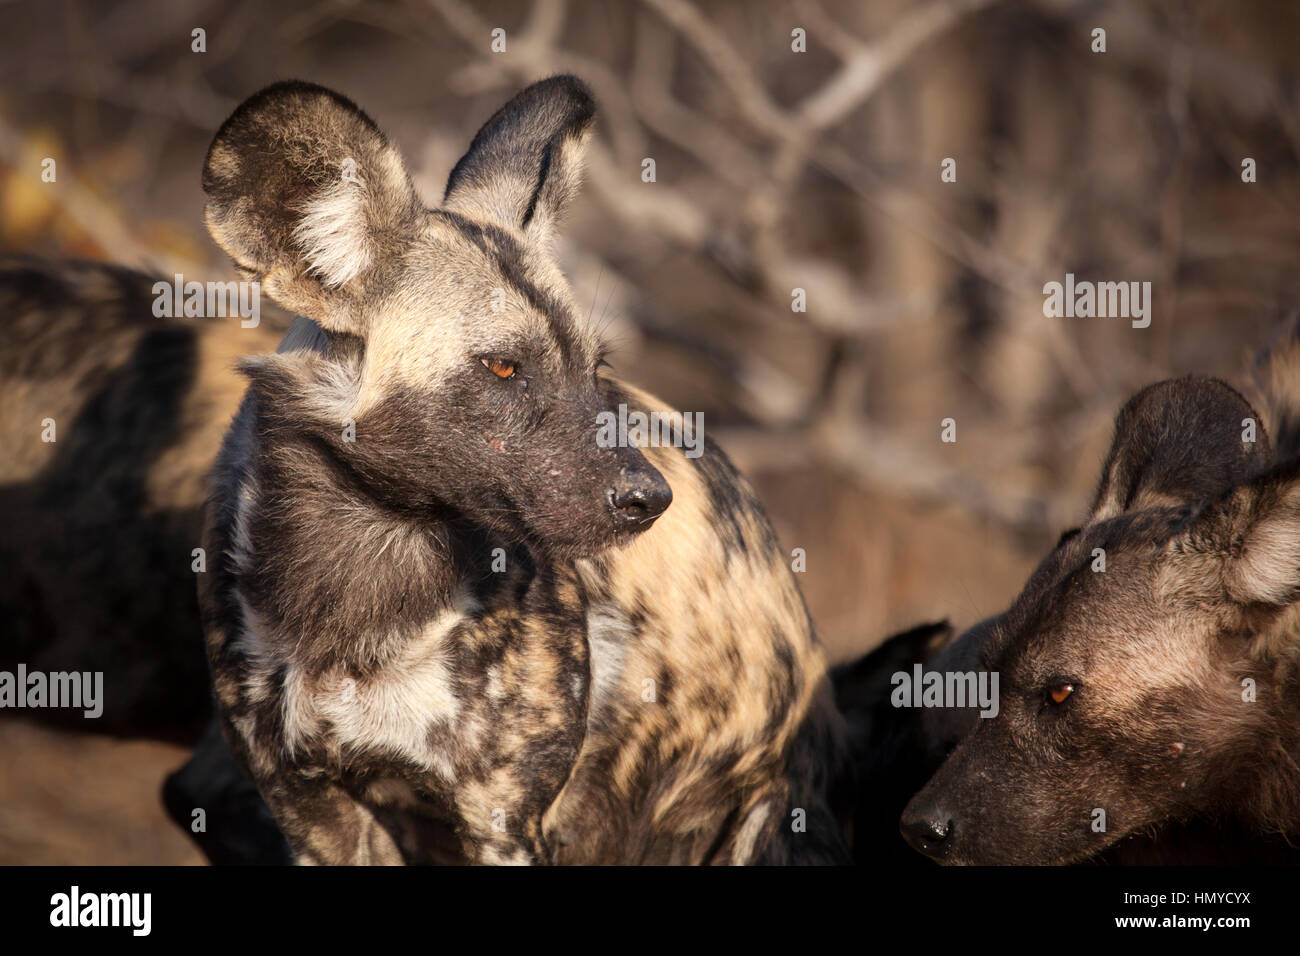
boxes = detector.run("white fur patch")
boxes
[732,800,774,865]
[484,664,504,702]
[234,597,276,706]
[1234,498,1300,605]
[293,184,372,288]
[585,603,634,721]
[305,607,465,772]
[480,844,532,866]
[237,591,479,781]
[229,476,259,574]
[306,352,363,423]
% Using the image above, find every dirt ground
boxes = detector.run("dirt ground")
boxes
[0,720,202,865]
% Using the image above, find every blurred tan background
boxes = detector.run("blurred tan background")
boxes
[1,0,1298,862]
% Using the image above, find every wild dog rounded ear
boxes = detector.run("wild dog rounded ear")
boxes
[442,75,596,245]
[1180,458,1300,607]
[202,81,423,332]
[1088,377,1271,524]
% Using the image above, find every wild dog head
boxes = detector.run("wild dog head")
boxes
[902,376,1300,864]
[203,78,670,559]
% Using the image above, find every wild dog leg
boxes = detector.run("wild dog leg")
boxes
[255,773,406,866]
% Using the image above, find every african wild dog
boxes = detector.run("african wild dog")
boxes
[839,615,1300,864]
[897,331,1300,865]
[0,255,290,741]
[197,77,847,864]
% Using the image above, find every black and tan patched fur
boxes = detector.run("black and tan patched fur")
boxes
[198,78,848,864]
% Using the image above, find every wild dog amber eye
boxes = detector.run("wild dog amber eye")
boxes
[1048,682,1075,704]
[482,358,517,380]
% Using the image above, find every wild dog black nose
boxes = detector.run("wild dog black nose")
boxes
[608,470,672,527]
[900,812,954,860]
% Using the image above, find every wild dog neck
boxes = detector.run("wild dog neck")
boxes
[237,400,536,677]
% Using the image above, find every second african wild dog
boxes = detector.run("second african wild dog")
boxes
[897,325,1300,865]
[198,77,847,864]
[0,255,292,742]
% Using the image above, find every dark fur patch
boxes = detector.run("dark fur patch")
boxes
[0,256,287,740]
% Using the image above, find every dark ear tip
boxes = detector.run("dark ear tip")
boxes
[203,80,378,191]
[442,75,598,208]
[1121,376,1259,421]
[536,73,597,118]
[1093,373,1274,519]
[510,74,597,135]
[1117,376,1268,450]
[216,79,366,126]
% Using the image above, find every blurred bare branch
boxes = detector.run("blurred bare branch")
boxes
[4,0,1298,632]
